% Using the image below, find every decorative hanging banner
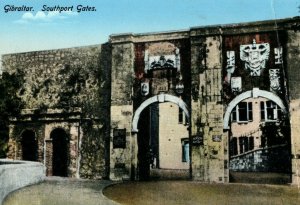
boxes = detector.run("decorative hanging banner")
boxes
[274,47,283,64]
[240,39,270,76]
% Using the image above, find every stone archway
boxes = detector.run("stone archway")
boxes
[224,88,291,184]
[131,94,190,180]
[20,129,38,161]
[50,128,69,177]
[223,88,287,129]
[132,93,190,132]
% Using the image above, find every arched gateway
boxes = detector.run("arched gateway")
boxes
[132,94,190,132]
[223,88,287,129]
[130,94,190,180]
[224,88,291,183]
[4,17,300,184]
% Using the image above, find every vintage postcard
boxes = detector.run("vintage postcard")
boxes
[0,0,300,204]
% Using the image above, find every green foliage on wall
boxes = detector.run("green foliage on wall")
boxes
[260,120,291,147]
[0,71,24,157]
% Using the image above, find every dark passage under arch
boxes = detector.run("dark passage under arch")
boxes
[21,130,38,161]
[50,128,69,177]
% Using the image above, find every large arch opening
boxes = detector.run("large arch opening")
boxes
[50,128,69,177]
[21,130,38,161]
[224,89,291,184]
[132,94,190,180]
[132,94,190,132]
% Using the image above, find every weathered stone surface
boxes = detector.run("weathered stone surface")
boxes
[3,44,112,179]
[190,35,225,182]
[109,35,135,180]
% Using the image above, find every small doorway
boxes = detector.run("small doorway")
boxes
[21,130,38,161]
[50,128,69,177]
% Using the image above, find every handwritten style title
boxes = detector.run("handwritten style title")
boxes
[3,4,96,13]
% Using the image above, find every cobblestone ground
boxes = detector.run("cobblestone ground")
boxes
[3,177,118,205]
[103,181,300,205]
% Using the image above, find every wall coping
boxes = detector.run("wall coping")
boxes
[0,159,45,204]
[110,17,300,43]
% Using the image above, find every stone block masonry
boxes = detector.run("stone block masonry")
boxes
[109,34,135,180]
[190,35,226,182]
[286,29,300,185]
[2,45,104,110]
[3,44,112,179]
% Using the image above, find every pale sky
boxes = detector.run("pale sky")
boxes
[0,0,299,70]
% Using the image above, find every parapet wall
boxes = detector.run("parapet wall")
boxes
[0,159,45,204]
[2,43,112,179]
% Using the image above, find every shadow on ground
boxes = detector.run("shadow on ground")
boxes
[230,172,291,184]
[103,181,300,205]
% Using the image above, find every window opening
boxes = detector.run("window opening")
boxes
[181,139,189,162]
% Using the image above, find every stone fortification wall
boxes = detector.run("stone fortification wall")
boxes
[190,35,225,182]
[2,44,112,179]
[286,29,300,184]
[230,145,290,172]
[2,45,105,110]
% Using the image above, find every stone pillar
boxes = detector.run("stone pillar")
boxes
[131,132,138,180]
[7,125,17,160]
[109,34,135,180]
[286,30,300,185]
[45,139,53,176]
[69,124,79,178]
[190,35,206,181]
[190,33,226,182]
[16,140,22,160]
[290,100,300,185]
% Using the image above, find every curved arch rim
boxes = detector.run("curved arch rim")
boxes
[132,93,190,132]
[223,88,287,130]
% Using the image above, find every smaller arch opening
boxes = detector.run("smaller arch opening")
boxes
[227,96,291,184]
[50,128,69,177]
[224,89,287,129]
[21,130,38,161]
